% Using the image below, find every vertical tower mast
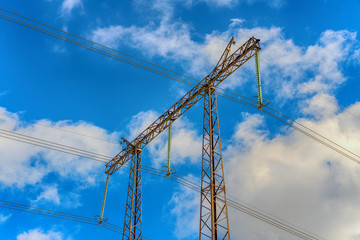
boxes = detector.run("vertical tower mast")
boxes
[122,138,143,240]
[199,38,234,240]
[200,83,230,239]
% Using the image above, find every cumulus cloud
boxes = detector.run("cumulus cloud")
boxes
[0,106,120,189]
[17,228,66,240]
[224,102,360,239]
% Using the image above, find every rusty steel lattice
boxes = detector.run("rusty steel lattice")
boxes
[105,36,260,176]
[122,138,142,240]
[200,83,230,240]
[106,37,261,240]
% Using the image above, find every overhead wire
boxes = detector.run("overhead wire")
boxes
[1,8,358,167]
[261,106,360,164]
[124,1,360,166]
[147,169,323,240]
[128,0,360,123]
[259,59,360,122]
[0,199,124,235]
[0,8,258,102]
[0,110,120,145]
[0,8,354,239]
[0,127,323,239]
[2,8,356,168]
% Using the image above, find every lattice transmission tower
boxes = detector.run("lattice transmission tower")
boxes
[100,36,261,240]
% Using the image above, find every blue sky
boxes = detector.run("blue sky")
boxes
[0,0,360,239]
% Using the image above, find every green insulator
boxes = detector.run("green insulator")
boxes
[167,123,172,176]
[99,175,110,225]
[255,51,263,109]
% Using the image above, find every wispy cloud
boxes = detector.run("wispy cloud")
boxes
[60,0,83,17]
[32,185,61,205]
[0,90,9,97]
[0,213,12,224]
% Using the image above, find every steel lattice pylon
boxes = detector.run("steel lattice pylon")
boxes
[105,37,261,240]
[200,83,230,240]
[122,138,142,240]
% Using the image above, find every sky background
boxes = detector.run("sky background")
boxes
[0,0,360,239]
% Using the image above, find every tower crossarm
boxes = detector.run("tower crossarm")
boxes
[105,36,260,175]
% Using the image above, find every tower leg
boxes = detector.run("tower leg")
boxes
[200,83,230,240]
[122,147,142,240]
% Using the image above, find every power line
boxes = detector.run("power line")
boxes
[0,111,118,146]
[0,127,323,239]
[259,59,360,122]
[0,199,125,235]
[0,8,257,103]
[1,8,360,172]
[160,174,323,239]
[0,8,354,239]
[128,0,360,124]
[127,164,323,239]
[262,106,360,165]
[2,8,358,170]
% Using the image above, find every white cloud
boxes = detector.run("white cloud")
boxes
[0,106,120,189]
[60,0,83,16]
[0,213,12,224]
[224,101,360,239]
[17,228,66,240]
[167,175,200,239]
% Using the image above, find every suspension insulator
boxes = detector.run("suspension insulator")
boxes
[255,51,264,109]
[166,123,172,177]
[99,174,110,225]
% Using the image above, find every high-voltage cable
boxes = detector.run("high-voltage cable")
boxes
[166,175,323,240]
[0,128,323,239]
[0,7,354,238]
[0,9,257,105]
[0,199,124,235]
[129,0,360,123]
[0,9,357,169]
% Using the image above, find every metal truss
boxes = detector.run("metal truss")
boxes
[106,37,260,175]
[107,37,261,240]
[200,83,230,240]
[122,138,142,240]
